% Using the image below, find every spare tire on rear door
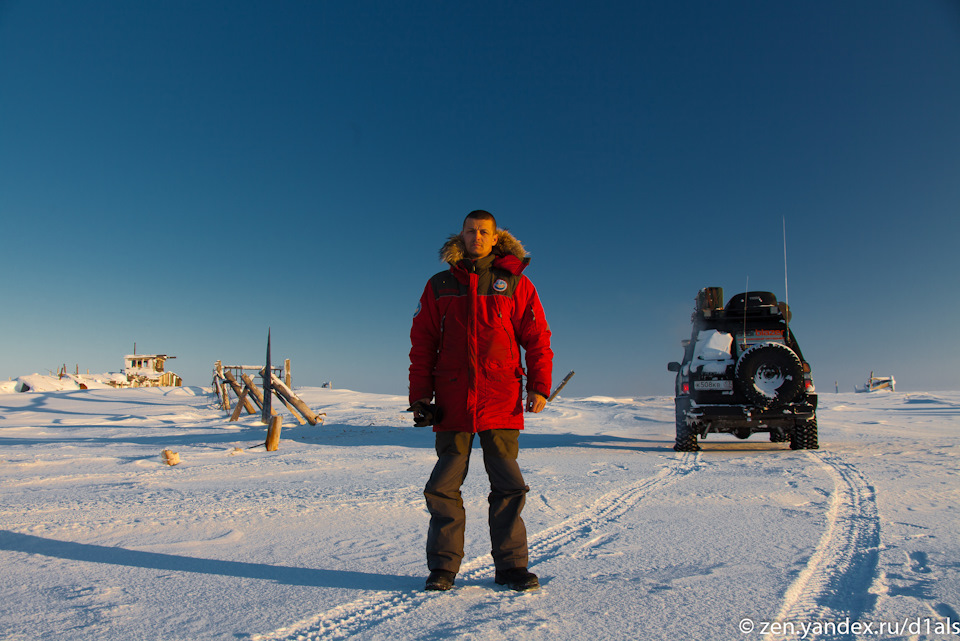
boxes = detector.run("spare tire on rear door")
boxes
[734,342,804,408]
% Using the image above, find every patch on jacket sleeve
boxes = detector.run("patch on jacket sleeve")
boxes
[413,301,422,318]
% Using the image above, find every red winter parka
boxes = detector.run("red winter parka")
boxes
[409,230,553,433]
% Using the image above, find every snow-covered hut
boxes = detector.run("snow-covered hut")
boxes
[122,354,182,387]
[855,372,895,393]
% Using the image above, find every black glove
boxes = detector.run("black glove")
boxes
[407,400,443,427]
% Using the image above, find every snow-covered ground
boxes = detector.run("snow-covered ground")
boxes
[1,385,958,640]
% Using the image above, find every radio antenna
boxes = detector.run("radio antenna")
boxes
[783,216,789,308]
[742,276,749,350]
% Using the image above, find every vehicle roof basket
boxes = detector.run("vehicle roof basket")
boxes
[725,291,780,316]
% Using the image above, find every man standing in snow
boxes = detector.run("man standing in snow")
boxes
[408,210,553,592]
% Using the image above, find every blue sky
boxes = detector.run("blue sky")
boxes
[2,0,959,397]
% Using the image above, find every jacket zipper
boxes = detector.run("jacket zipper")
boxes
[468,272,478,431]
[497,308,517,361]
[437,312,446,360]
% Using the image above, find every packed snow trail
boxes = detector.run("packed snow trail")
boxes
[767,451,881,640]
[251,452,702,641]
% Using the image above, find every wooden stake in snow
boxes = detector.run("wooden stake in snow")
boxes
[265,416,282,451]
[162,449,180,466]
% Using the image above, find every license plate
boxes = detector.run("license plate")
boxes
[695,380,733,391]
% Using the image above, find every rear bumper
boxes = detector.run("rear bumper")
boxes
[679,394,817,432]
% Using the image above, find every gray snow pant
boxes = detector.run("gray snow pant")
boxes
[424,429,530,574]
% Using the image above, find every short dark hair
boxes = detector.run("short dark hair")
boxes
[464,209,497,230]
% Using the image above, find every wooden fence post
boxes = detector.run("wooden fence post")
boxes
[270,374,325,425]
[241,373,279,424]
[272,388,307,425]
[223,371,256,414]
[262,330,272,425]
[221,382,231,411]
[229,389,248,422]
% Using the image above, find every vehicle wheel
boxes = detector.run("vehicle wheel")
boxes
[770,430,790,443]
[735,343,804,408]
[790,417,819,450]
[673,405,700,452]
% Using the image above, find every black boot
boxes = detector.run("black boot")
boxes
[494,567,539,591]
[425,569,456,591]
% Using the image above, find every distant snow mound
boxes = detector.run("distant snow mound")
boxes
[905,394,956,406]
[6,373,128,393]
[13,375,79,393]
[578,396,634,404]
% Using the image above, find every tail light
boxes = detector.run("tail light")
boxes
[802,363,815,392]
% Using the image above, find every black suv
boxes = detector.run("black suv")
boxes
[668,287,818,451]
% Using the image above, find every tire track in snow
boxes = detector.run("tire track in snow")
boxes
[251,452,702,641]
[523,450,703,566]
[769,451,881,640]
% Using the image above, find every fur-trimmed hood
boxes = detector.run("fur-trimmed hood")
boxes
[439,229,528,266]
